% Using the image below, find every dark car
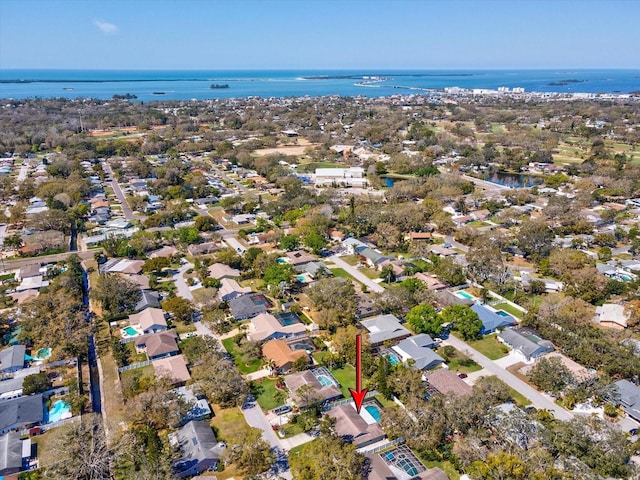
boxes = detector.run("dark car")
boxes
[273,405,292,415]
[458,373,468,379]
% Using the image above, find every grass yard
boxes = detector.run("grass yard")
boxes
[251,377,287,411]
[467,220,490,228]
[209,405,250,480]
[341,255,360,266]
[124,342,147,363]
[221,337,264,374]
[171,319,197,335]
[492,302,525,319]
[330,365,356,398]
[191,286,219,305]
[467,334,510,360]
[437,346,483,374]
[329,267,364,287]
[509,386,532,407]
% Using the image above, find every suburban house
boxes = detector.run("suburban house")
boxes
[0,431,25,476]
[285,250,316,267]
[16,265,41,283]
[170,420,225,478]
[262,340,309,374]
[134,290,161,312]
[498,327,554,363]
[135,330,179,360]
[391,335,445,371]
[207,263,240,280]
[358,247,390,270]
[153,354,191,386]
[360,314,411,347]
[520,272,563,292]
[425,370,472,398]
[174,386,212,425]
[129,308,167,334]
[367,447,449,480]
[0,377,25,401]
[594,304,630,329]
[217,278,252,302]
[247,312,307,342]
[228,293,270,320]
[284,370,342,407]
[0,346,25,374]
[101,258,144,276]
[327,404,385,448]
[343,237,368,255]
[301,261,329,279]
[413,272,447,290]
[0,394,43,435]
[609,380,640,422]
[148,245,179,259]
[471,304,517,334]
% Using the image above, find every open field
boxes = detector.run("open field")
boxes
[253,144,318,156]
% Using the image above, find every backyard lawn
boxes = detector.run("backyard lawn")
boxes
[492,302,524,319]
[467,334,510,360]
[251,377,287,411]
[330,365,356,398]
[221,337,264,374]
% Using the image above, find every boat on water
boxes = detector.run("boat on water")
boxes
[63,87,74,91]
[152,91,166,95]
[210,84,229,89]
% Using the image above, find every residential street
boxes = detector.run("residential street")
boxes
[243,403,292,479]
[443,335,574,421]
[173,262,195,301]
[103,162,136,221]
[328,255,384,293]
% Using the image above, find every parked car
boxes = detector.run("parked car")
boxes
[273,405,292,416]
[458,373,468,379]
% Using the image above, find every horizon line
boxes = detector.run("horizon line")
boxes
[1,67,639,72]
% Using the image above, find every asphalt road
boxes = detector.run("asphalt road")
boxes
[1,250,98,270]
[173,262,195,301]
[443,334,574,421]
[328,255,385,293]
[445,235,470,253]
[103,163,136,221]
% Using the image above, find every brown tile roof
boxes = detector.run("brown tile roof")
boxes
[327,404,385,447]
[138,330,179,358]
[426,370,472,397]
[153,354,191,384]
[262,340,308,369]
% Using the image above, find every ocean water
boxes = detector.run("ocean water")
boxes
[0,69,638,101]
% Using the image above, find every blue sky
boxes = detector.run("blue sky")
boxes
[1,0,638,69]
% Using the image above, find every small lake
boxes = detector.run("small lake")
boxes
[485,172,544,188]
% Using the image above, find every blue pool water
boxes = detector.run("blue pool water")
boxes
[496,310,513,319]
[297,275,306,282]
[455,290,474,300]
[123,326,139,336]
[277,258,287,264]
[317,375,333,387]
[364,404,382,423]
[47,400,71,423]
[387,352,401,365]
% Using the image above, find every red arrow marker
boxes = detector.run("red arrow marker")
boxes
[349,334,368,413]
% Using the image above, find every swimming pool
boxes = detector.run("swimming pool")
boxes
[47,400,71,423]
[387,352,401,365]
[455,290,475,300]
[496,310,514,319]
[364,404,382,423]
[277,258,287,264]
[317,375,333,387]
[36,348,51,360]
[123,326,139,336]
[297,275,307,282]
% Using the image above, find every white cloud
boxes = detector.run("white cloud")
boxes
[94,20,118,35]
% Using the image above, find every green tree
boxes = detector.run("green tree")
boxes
[528,356,575,395]
[516,220,554,259]
[405,304,443,336]
[442,304,483,340]
[91,274,142,316]
[194,215,218,232]
[280,234,300,251]
[161,296,195,324]
[22,372,52,395]
[142,256,171,274]
[304,232,328,255]
[262,263,294,287]
[2,234,23,250]
[177,226,201,245]
[289,434,366,480]
[225,428,274,476]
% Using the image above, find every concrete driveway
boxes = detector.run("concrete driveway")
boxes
[443,335,573,421]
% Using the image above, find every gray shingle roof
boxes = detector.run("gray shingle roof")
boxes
[0,394,43,433]
[0,431,22,472]
[0,346,26,373]
[361,315,411,345]
[393,335,444,370]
